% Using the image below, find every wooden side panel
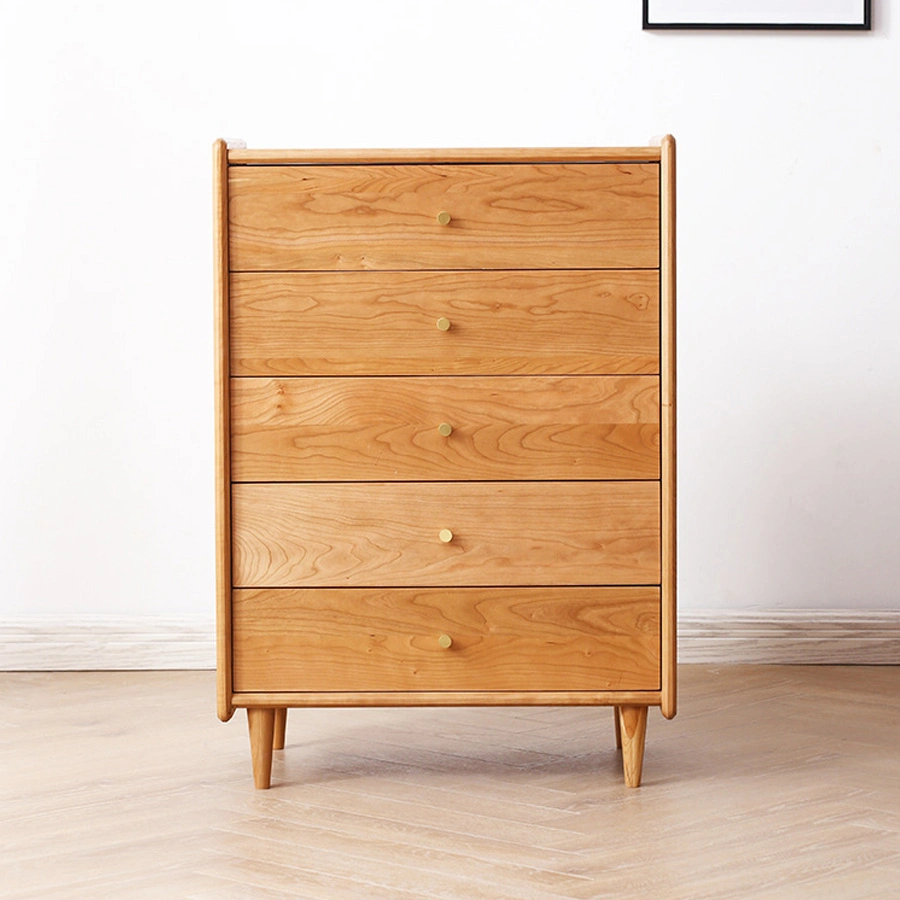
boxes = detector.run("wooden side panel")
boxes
[230,376,659,482]
[230,271,660,376]
[228,163,660,271]
[660,135,677,719]
[232,587,661,693]
[213,139,234,722]
[231,482,660,588]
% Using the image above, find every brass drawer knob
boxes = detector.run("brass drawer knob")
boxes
[438,634,453,649]
[438,422,452,437]
[436,316,451,332]
[438,528,453,543]
[436,210,451,226]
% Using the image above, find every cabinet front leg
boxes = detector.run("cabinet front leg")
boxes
[273,708,288,751]
[617,705,648,788]
[247,708,276,789]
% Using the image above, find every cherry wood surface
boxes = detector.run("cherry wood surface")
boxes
[230,375,659,482]
[213,138,234,722]
[228,163,660,271]
[618,705,649,787]
[215,141,676,788]
[660,135,677,719]
[229,270,660,377]
[228,145,663,164]
[231,481,660,588]
[234,690,662,708]
[246,707,275,789]
[231,586,661,693]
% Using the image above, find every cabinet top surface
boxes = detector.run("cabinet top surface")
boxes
[224,145,669,165]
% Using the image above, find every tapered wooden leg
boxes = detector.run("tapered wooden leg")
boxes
[247,708,276,789]
[617,705,648,788]
[614,706,622,749]
[273,708,287,751]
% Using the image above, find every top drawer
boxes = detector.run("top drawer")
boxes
[228,163,659,271]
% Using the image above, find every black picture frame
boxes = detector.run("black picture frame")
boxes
[643,0,871,30]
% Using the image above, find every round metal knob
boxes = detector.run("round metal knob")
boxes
[436,211,451,226]
[438,634,453,649]
[438,528,453,543]
[438,422,452,437]
[436,316,451,332]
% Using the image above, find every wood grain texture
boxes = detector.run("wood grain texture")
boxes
[5,667,900,896]
[232,587,660,693]
[228,146,663,164]
[246,707,275,789]
[272,707,287,751]
[234,689,662,708]
[228,163,660,271]
[618,704,648,787]
[215,144,675,787]
[660,134,677,720]
[230,375,659,482]
[213,138,234,723]
[231,481,661,588]
[230,270,660,376]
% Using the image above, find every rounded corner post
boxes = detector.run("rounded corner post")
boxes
[660,134,677,721]
[214,138,234,726]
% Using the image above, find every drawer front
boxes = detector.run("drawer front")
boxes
[231,376,659,482]
[229,163,659,271]
[232,482,660,587]
[232,587,660,693]
[230,271,659,377]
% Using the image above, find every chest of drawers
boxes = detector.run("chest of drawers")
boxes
[214,140,676,789]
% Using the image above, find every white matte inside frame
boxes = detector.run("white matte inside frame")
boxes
[647,0,866,25]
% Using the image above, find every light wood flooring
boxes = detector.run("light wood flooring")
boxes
[1,666,898,899]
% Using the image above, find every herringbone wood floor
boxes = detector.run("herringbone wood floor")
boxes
[1,666,898,899]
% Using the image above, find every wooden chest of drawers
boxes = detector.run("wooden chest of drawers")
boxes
[214,140,676,789]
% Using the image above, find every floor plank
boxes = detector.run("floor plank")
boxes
[0,666,898,898]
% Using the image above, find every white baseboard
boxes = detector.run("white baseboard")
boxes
[679,611,900,665]
[0,611,897,671]
[0,616,216,671]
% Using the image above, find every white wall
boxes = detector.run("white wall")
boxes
[0,0,897,618]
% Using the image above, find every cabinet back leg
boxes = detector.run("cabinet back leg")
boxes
[273,708,287,751]
[617,705,648,788]
[613,706,622,749]
[247,708,276,789]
